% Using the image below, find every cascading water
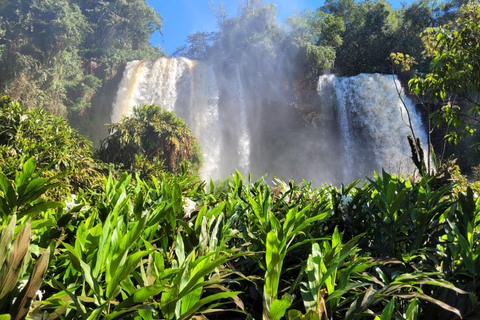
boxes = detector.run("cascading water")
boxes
[110,56,428,185]
[110,57,249,181]
[318,73,428,180]
[231,65,251,174]
[111,58,189,123]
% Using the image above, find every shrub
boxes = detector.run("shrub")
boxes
[99,104,201,177]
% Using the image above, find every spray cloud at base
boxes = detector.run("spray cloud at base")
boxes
[110,56,428,186]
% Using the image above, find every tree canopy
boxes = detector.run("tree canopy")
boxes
[409,3,480,145]
[0,0,164,116]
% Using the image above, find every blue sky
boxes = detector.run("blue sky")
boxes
[149,0,415,56]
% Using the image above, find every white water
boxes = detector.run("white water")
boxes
[111,57,428,184]
[318,73,428,180]
[232,65,251,174]
[110,57,247,181]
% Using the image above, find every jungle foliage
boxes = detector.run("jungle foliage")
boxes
[409,3,480,146]
[0,97,478,319]
[0,99,480,318]
[0,0,164,116]
[0,95,102,195]
[99,104,202,178]
[2,1,480,318]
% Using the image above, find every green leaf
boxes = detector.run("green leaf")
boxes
[288,310,321,320]
[15,157,36,195]
[0,172,16,215]
[0,214,16,268]
[379,297,396,320]
[18,201,63,217]
[106,250,150,299]
[265,230,281,299]
[109,216,148,281]
[175,234,186,267]
[161,286,178,320]
[115,284,165,310]
[194,204,208,232]
[404,297,418,320]
[178,291,241,320]
[269,293,292,320]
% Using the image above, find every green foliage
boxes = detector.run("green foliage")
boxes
[409,2,480,146]
[0,152,477,319]
[0,95,102,193]
[41,171,242,319]
[0,0,89,115]
[75,0,164,78]
[172,32,217,60]
[0,0,164,115]
[0,157,66,319]
[325,0,400,75]
[283,8,345,80]
[99,104,201,177]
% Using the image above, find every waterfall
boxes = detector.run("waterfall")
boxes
[110,57,222,180]
[111,58,190,123]
[231,65,251,174]
[110,57,428,185]
[318,73,428,180]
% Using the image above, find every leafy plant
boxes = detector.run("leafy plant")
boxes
[0,95,103,195]
[99,104,202,177]
[0,157,65,319]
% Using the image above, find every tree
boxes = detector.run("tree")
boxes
[409,2,480,146]
[99,104,201,176]
[74,0,165,79]
[172,32,217,60]
[325,0,400,75]
[0,0,89,115]
[284,9,345,81]
[0,0,164,116]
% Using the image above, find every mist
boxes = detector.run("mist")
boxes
[109,5,427,186]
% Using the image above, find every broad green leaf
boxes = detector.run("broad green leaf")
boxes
[332,226,341,250]
[0,172,16,215]
[194,204,208,232]
[404,297,418,320]
[0,214,16,267]
[265,230,281,299]
[177,254,230,299]
[269,293,292,320]
[379,297,395,320]
[104,305,156,320]
[109,216,147,281]
[161,286,179,320]
[178,291,241,320]
[18,201,63,217]
[176,234,186,267]
[288,310,321,320]
[15,157,36,193]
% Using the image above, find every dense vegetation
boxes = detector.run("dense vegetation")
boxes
[1,97,480,319]
[99,104,202,178]
[2,0,480,319]
[173,0,480,173]
[0,0,164,116]
[174,0,466,78]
